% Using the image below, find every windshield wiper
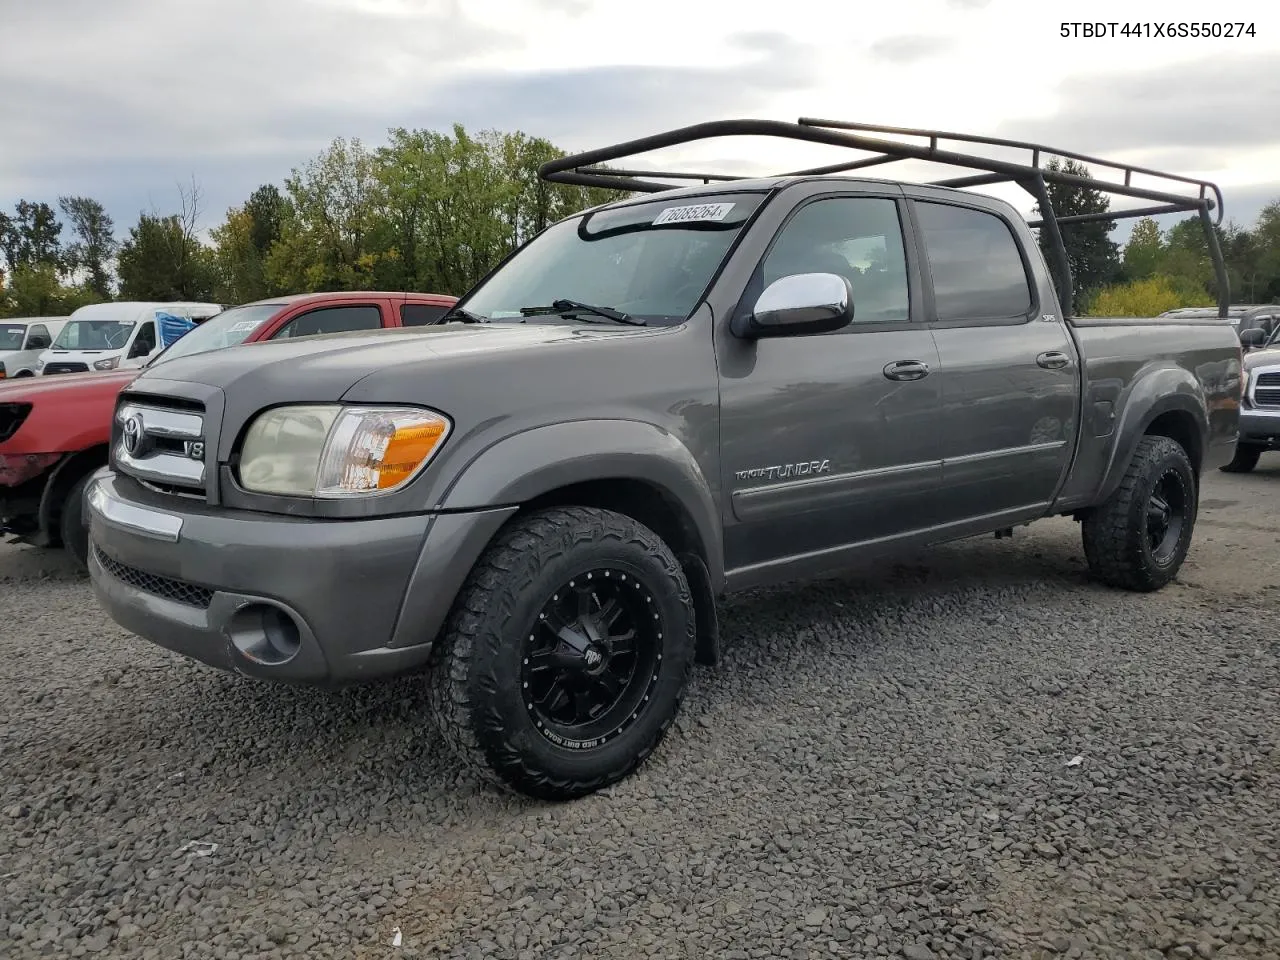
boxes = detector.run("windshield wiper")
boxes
[440,307,490,324]
[519,299,646,326]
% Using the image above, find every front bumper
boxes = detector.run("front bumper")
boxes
[1239,406,1280,447]
[86,471,516,685]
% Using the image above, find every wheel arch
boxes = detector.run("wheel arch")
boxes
[434,421,724,665]
[38,444,110,543]
[1093,379,1207,506]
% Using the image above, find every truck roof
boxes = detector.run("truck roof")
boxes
[245,291,457,307]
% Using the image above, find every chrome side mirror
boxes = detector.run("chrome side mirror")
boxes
[735,272,854,339]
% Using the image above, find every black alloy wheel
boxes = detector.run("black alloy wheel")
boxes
[1145,468,1187,565]
[521,569,664,751]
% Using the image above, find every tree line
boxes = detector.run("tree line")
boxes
[2,129,1278,319]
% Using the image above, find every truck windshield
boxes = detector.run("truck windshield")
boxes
[460,192,767,325]
[149,303,283,365]
[0,325,25,350]
[52,319,135,350]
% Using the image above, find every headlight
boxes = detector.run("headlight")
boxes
[94,357,121,371]
[237,404,451,498]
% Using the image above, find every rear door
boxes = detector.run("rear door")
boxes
[906,190,1079,523]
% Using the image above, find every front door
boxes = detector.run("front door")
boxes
[908,195,1079,523]
[716,191,946,581]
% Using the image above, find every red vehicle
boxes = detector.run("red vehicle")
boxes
[0,290,457,568]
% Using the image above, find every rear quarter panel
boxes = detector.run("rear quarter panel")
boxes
[1054,316,1241,510]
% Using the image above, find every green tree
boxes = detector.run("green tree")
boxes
[0,263,105,317]
[372,124,623,296]
[267,137,387,292]
[245,184,285,257]
[1121,217,1163,281]
[1086,274,1212,317]
[0,200,64,273]
[1034,158,1121,313]
[117,213,214,300]
[58,195,117,297]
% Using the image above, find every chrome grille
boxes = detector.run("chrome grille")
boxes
[114,398,208,498]
[1254,371,1280,408]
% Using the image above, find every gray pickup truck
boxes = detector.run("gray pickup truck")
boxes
[85,119,1243,800]
[1227,324,1280,472]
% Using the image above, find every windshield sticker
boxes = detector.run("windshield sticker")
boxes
[652,202,736,226]
[228,320,260,332]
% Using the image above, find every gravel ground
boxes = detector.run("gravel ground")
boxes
[2,465,1279,960]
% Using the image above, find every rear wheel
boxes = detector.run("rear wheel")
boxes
[1082,435,1197,592]
[429,506,696,800]
[1220,443,1262,474]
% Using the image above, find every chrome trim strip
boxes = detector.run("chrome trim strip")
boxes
[87,480,183,542]
[116,404,203,439]
[942,440,1068,466]
[115,450,205,485]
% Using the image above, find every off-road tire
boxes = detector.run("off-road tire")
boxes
[1220,443,1262,474]
[428,506,696,800]
[59,472,92,573]
[1082,435,1197,592]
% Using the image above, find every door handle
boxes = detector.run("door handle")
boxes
[883,360,930,381]
[1037,351,1071,370]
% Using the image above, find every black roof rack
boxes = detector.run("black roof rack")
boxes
[539,118,1229,319]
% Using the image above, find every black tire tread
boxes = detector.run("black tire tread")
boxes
[1220,443,1262,474]
[427,505,695,800]
[1081,435,1194,593]
[59,472,92,573]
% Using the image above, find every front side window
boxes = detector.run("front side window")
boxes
[915,201,1034,321]
[401,303,451,327]
[25,324,50,349]
[271,305,382,339]
[761,196,911,324]
[130,321,157,357]
[461,192,767,325]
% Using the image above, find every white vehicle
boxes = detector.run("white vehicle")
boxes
[0,317,69,378]
[36,301,224,375]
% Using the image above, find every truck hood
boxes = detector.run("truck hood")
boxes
[128,322,653,400]
[0,368,137,400]
[1243,345,1280,371]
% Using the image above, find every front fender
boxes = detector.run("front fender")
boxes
[1093,364,1208,505]
[436,419,723,583]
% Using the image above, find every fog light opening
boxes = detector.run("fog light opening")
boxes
[228,604,303,665]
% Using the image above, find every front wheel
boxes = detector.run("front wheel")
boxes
[59,472,92,573]
[1220,443,1262,474]
[429,506,696,800]
[1082,435,1197,592]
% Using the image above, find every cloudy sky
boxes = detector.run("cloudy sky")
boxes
[3,0,1277,244]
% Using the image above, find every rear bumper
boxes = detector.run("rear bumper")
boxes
[86,471,516,685]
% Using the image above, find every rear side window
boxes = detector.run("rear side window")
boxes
[400,303,451,326]
[272,305,382,339]
[915,201,1033,321]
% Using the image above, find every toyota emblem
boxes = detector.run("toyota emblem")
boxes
[122,415,142,455]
